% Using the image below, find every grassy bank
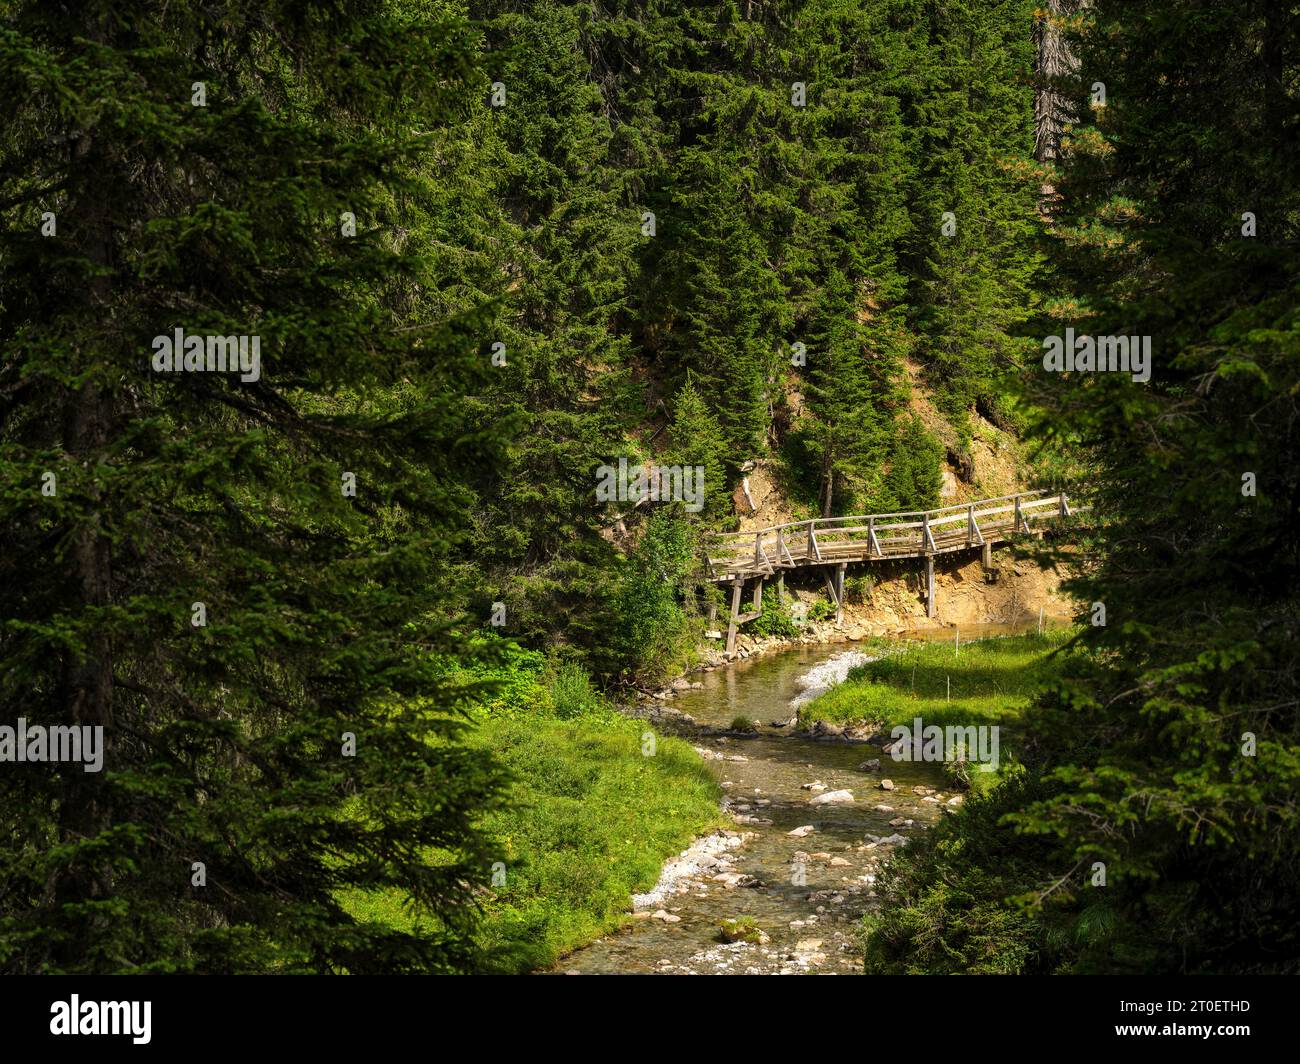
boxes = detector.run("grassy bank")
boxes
[800,630,1071,783]
[341,650,722,972]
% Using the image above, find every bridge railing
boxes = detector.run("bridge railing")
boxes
[703,489,1071,578]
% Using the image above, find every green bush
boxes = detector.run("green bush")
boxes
[748,594,800,638]
[806,598,836,623]
[546,661,609,720]
[614,513,696,684]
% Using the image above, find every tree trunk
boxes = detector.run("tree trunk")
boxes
[53,10,117,963]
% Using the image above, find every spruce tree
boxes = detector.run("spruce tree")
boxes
[0,0,507,973]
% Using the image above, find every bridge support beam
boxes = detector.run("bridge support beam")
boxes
[725,577,744,655]
[835,563,847,625]
[982,540,993,571]
[926,556,936,619]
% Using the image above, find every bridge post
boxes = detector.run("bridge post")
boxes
[776,572,784,602]
[835,563,846,625]
[1059,491,1069,518]
[926,556,936,619]
[982,540,994,576]
[1014,494,1024,532]
[726,577,744,655]
[752,578,763,615]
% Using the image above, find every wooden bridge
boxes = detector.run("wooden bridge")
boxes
[702,490,1074,653]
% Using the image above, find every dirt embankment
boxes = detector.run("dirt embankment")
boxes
[687,548,1072,673]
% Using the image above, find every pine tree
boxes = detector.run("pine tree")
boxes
[668,376,729,526]
[866,0,1300,974]
[0,0,508,973]
[467,0,640,674]
[905,0,1043,442]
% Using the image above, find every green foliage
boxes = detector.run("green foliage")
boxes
[668,376,731,526]
[904,0,1043,434]
[805,598,837,623]
[545,661,611,722]
[882,415,944,511]
[612,513,696,684]
[877,0,1300,974]
[805,631,1068,789]
[0,0,509,974]
[473,713,719,972]
[747,594,800,639]
[862,772,1050,974]
[719,916,765,944]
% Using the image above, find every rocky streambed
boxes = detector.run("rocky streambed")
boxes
[557,643,965,975]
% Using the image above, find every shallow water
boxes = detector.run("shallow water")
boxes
[558,640,959,975]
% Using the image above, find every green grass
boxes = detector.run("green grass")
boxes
[801,631,1071,785]
[802,630,1069,730]
[339,652,722,972]
[470,713,721,970]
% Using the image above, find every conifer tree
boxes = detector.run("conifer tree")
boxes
[866,0,1300,974]
[0,0,507,973]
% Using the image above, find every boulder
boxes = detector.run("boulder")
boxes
[810,720,844,740]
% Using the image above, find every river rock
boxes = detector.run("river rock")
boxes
[810,789,854,805]
[913,785,934,796]
[828,856,851,867]
[787,825,816,838]
[873,804,894,813]
[888,817,907,827]
[719,918,769,945]
[878,834,909,846]
[922,795,940,803]
[651,910,681,923]
[800,780,827,791]
[810,720,844,740]
[858,759,881,772]
[947,795,964,807]
[879,779,896,791]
